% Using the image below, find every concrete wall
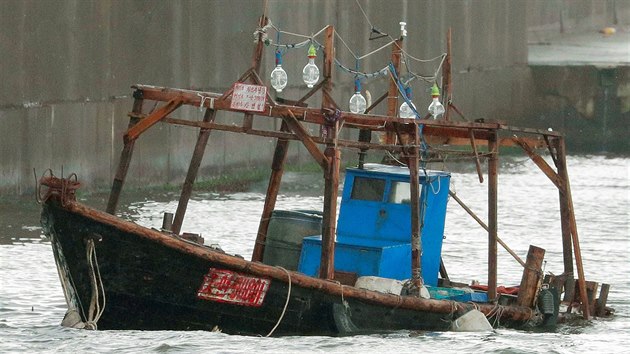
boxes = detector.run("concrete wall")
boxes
[0,0,626,195]
[527,0,629,40]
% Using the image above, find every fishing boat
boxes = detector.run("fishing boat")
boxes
[39,16,613,336]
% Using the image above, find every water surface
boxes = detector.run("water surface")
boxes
[1,155,628,353]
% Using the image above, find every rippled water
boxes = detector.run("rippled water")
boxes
[1,155,629,353]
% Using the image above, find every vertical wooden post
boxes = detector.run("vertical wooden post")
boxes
[384,38,403,144]
[554,137,574,276]
[487,130,499,301]
[251,122,290,262]
[442,28,453,121]
[555,137,590,319]
[320,143,340,280]
[243,15,267,131]
[409,124,422,288]
[319,25,338,280]
[596,283,610,316]
[106,93,143,214]
[171,109,217,235]
[517,245,546,307]
[322,26,334,108]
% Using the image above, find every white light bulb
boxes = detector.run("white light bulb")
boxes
[399,101,416,118]
[270,51,288,93]
[349,92,367,114]
[302,44,319,88]
[428,97,445,119]
[428,83,445,119]
[399,87,416,118]
[270,65,287,93]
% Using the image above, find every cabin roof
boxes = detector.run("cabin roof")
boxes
[347,163,452,179]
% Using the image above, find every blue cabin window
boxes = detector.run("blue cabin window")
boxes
[350,177,385,202]
[388,181,411,204]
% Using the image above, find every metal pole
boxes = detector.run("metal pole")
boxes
[487,130,498,301]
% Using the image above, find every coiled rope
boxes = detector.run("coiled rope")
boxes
[85,238,106,330]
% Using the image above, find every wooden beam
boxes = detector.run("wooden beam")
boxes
[283,111,328,169]
[297,80,325,105]
[469,129,484,183]
[409,125,423,290]
[106,96,143,214]
[553,137,574,277]
[555,137,590,319]
[161,117,407,152]
[513,137,565,193]
[320,143,340,280]
[171,109,217,235]
[443,28,453,121]
[449,190,526,267]
[384,38,403,144]
[517,245,546,307]
[252,121,290,262]
[364,92,388,114]
[124,98,183,142]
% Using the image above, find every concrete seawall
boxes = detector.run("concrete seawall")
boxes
[1,1,628,195]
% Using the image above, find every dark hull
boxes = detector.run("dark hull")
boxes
[42,198,535,336]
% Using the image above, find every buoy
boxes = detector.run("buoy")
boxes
[599,27,616,36]
[451,309,493,332]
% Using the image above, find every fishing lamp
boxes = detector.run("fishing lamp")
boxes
[302,44,320,88]
[399,86,416,118]
[349,78,367,114]
[428,83,445,119]
[270,50,288,93]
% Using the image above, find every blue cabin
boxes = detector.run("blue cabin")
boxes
[298,163,451,286]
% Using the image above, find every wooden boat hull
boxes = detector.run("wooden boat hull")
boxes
[42,197,538,336]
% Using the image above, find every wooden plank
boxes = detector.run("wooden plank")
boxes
[516,245,546,307]
[171,109,217,235]
[487,131,498,301]
[596,283,611,317]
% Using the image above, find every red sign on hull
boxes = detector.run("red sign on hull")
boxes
[197,268,271,307]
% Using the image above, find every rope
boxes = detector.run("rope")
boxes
[85,238,106,330]
[429,175,442,195]
[334,59,389,78]
[266,266,292,337]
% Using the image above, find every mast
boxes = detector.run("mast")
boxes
[319,25,338,280]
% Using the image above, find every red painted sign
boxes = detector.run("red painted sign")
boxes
[197,268,271,307]
[230,83,267,112]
